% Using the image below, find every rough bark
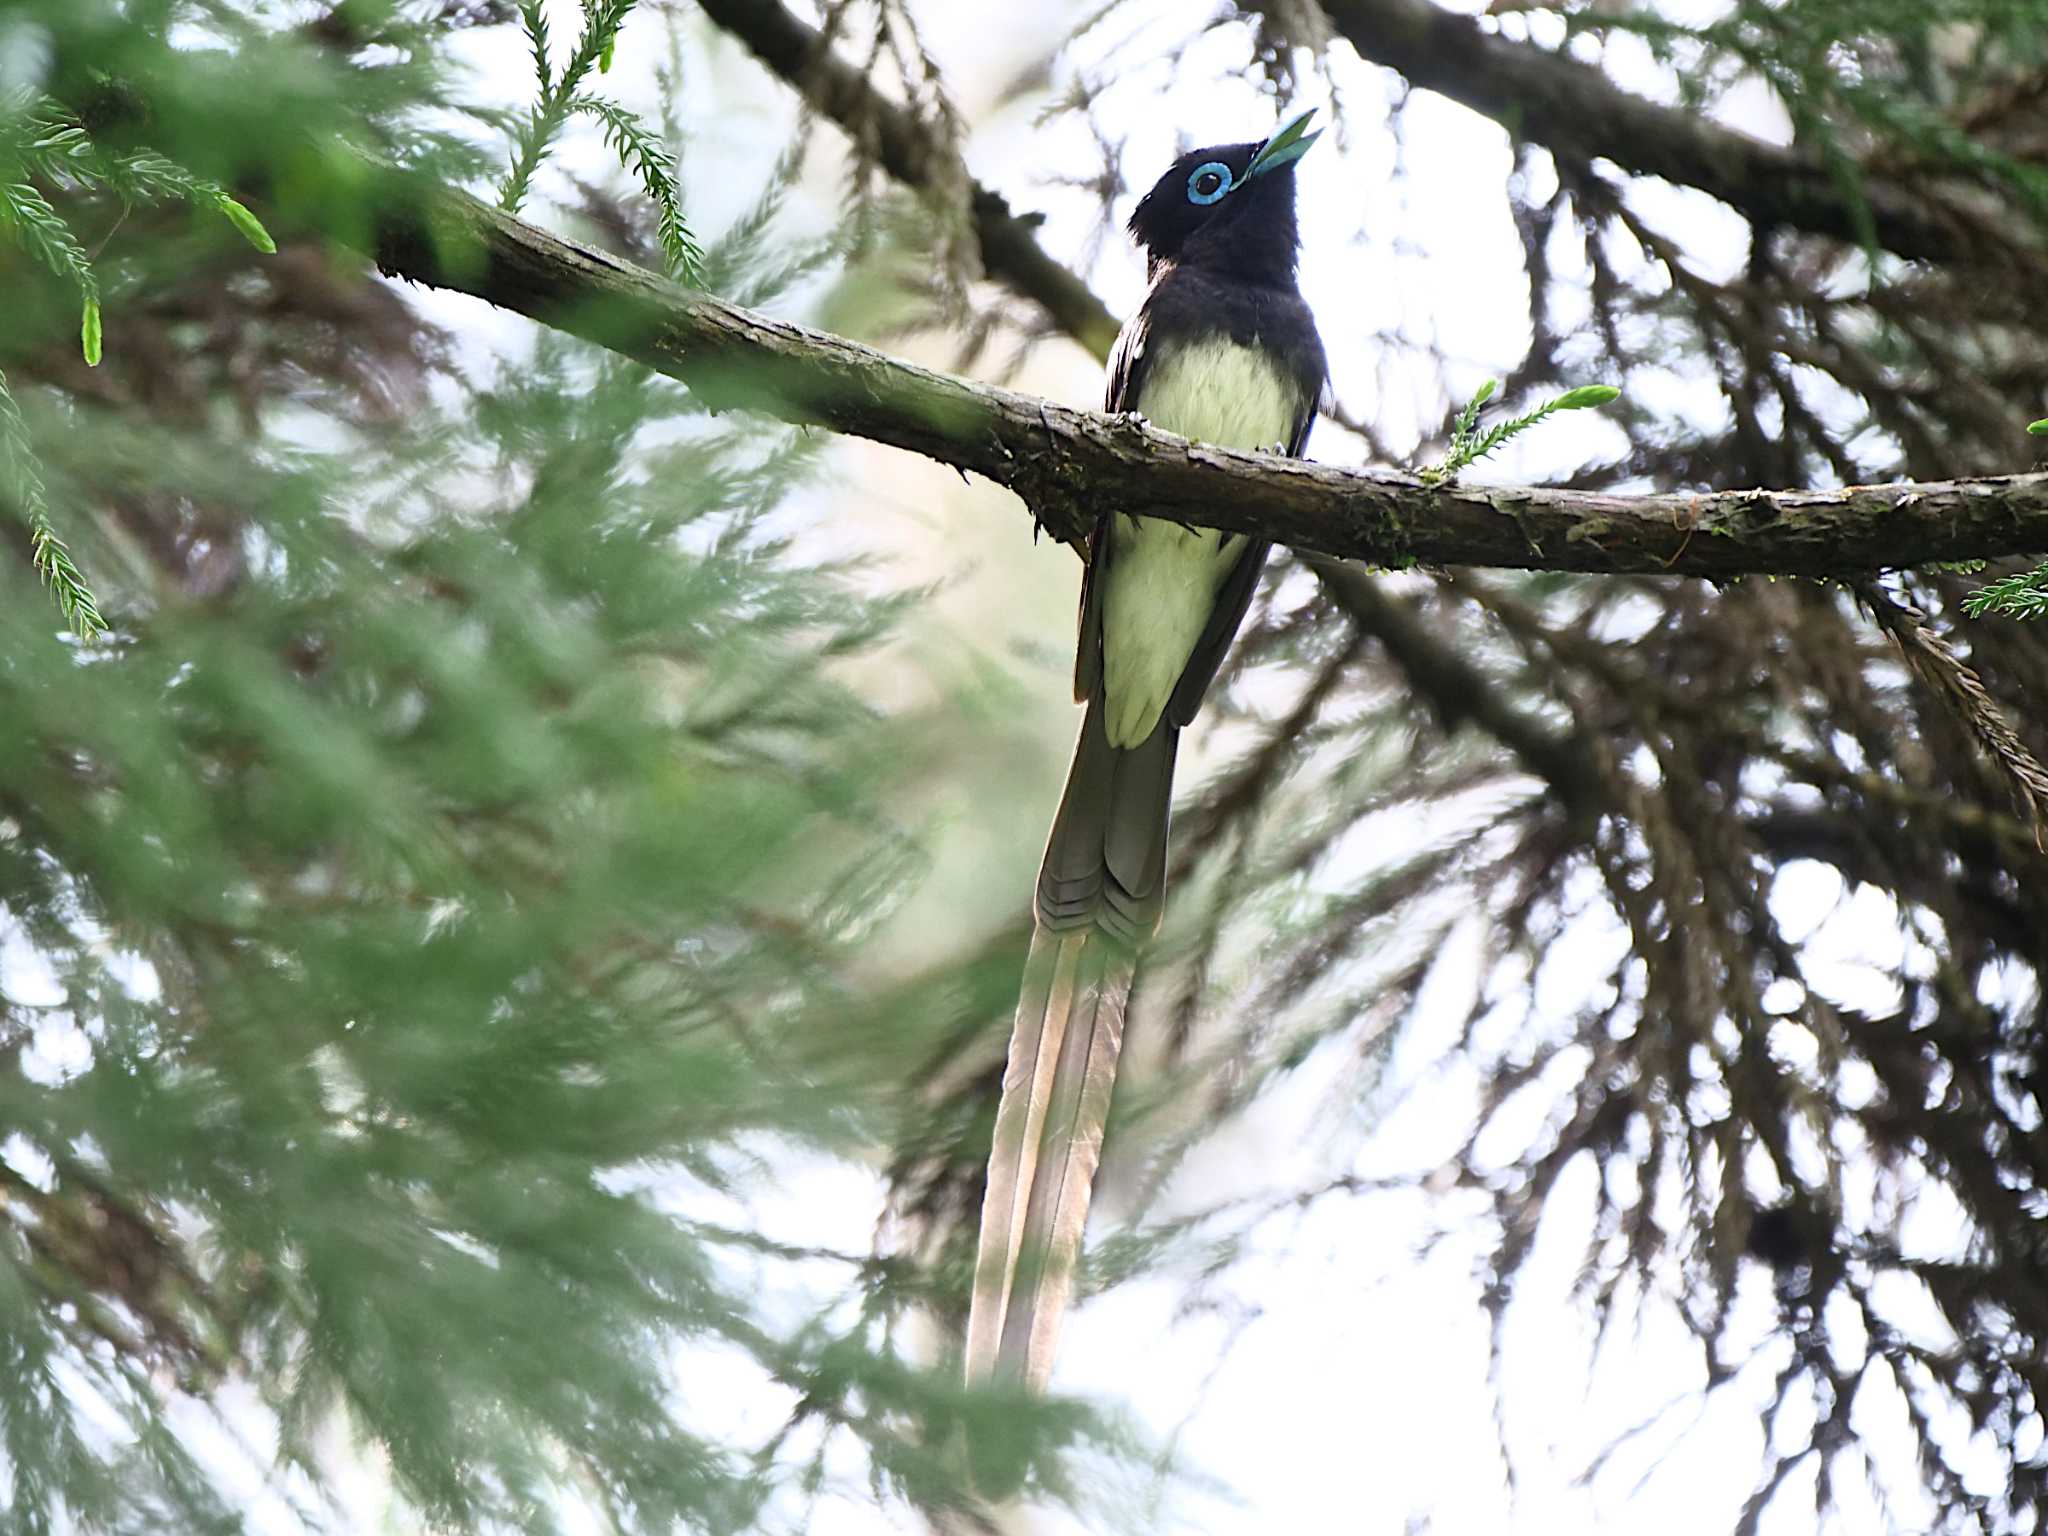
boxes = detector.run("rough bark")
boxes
[358,172,2048,577]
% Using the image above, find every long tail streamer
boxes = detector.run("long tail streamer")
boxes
[964,926,1134,1389]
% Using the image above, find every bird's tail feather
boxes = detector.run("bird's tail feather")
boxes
[996,934,1131,1386]
[1037,697,1177,943]
[964,928,1132,1390]
[965,695,1166,1390]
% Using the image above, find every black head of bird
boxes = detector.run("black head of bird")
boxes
[1126,109,1320,281]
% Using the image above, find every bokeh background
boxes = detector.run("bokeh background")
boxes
[5,2,2048,1533]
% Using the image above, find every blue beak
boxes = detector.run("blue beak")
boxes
[1246,109,1321,178]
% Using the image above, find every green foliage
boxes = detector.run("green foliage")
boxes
[504,0,703,282]
[0,93,277,635]
[1418,379,1622,486]
[1960,415,2048,615]
[0,342,987,1531]
[0,6,1099,1528]
[0,171,97,317]
[4,96,279,338]
[0,335,1101,1529]
[570,93,704,280]
[0,368,102,638]
[1964,560,2048,619]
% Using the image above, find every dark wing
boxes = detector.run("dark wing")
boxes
[1074,308,1157,703]
[1103,306,1154,416]
[1164,536,1270,727]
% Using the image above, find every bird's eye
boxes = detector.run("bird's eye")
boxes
[1186,161,1232,206]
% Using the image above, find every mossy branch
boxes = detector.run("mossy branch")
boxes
[337,165,2048,582]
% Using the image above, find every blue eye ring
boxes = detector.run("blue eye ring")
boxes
[1186,161,1233,205]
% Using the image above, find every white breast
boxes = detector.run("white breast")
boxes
[1098,337,1298,748]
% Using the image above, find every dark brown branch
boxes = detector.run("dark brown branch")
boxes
[694,0,1121,359]
[1306,559,1601,807]
[356,172,2048,577]
[1317,0,2002,267]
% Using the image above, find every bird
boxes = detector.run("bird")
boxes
[964,111,1328,1392]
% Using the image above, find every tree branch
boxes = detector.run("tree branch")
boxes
[1305,558,1601,806]
[359,172,2048,576]
[1316,0,2004,267]
[694,0,1121,359]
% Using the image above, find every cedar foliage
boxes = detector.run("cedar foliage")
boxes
[0,2,1094,1530]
